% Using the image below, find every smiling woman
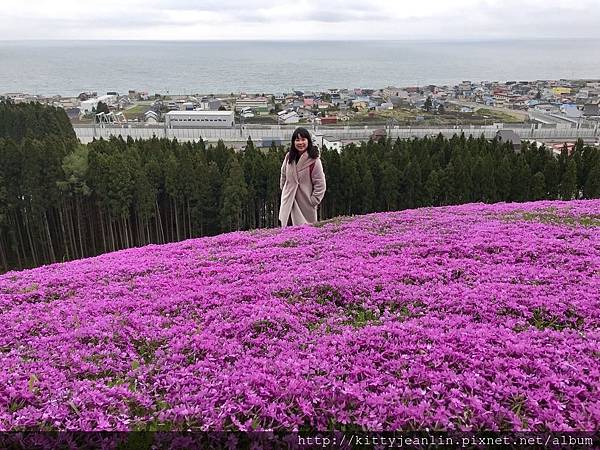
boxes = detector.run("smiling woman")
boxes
[279,127,326,227]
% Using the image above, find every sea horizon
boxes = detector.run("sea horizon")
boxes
[2,38,600,96]
[2,37,599,42]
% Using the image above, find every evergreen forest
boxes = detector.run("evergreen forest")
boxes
[1,101,599,273]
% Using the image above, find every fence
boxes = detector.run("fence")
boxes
[74,123,599,144]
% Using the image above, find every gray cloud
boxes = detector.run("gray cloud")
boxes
[0,0,599,40]
[302,10,391,23]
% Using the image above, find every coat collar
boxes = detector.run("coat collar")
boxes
[295,151,317,172]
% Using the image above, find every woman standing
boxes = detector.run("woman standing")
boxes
[279,127,326,227]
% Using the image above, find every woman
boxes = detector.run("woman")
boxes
[279,127,326,227]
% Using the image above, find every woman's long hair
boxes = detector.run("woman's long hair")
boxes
[287,127,319,164]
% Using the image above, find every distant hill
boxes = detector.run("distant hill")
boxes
[0,200,598,436]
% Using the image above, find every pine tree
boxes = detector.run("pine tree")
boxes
[495,156,512,201]
[481,153,498,203]
[206,161,223,235]
[403,159,422,209]
[379,160,399,211]
[543,157,560,199]
[583,157,600,198]
[424,169,441,206]
[471,157,486,202]
[531,172,546,200]
[510,155,531,202]
[361,166,376,213]
[340,155,360,215]
[424,96,433,112]
[220,156,247,232]
[559,158,578,200]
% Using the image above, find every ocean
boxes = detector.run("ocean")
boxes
[1,39,600,96]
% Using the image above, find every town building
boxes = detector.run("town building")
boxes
[165,110,235,128]
[79,94,119,115]
[321,135,343,152]
[260,137,283,148]
[144,110,159,124]
[235,97,270,115]
[583,103,600,117]
[496,130,522,153]
[318,116,338,125]
[278,111,300,124]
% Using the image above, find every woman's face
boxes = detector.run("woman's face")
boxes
[294,135,309,153]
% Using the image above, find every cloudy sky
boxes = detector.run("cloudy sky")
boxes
[1,0,599,40]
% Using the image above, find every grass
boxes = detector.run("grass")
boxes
[355,106,527,126]
[502,208,600,227]
[475,108,525,123]
[124,104,152,118]
[342,305,381,328]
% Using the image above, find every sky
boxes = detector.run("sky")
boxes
[1,0,599,41]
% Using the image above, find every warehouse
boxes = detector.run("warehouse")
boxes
[235,96,270,115]
[165,110,235,128]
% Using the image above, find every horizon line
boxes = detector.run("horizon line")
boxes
[1,37,599,43]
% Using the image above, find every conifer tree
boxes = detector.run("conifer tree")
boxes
[560,159,578,200]
[531,172,546,200]
[360,166,376,213]
[220,156,247,232]
[380,160,399,210]
[204,161,223,235]
[510,155,531,202]
[543,157,560,200]
[583,157,600,198]
[481,153,498,203]
[424,169,441,206]
[3,100,600,275]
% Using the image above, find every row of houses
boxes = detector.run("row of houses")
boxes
[5,78,600,125]
[451,79,600,118]
[232,89,397,125]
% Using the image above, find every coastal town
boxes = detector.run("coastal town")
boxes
[3,79,600,127]
[3,79,600,153]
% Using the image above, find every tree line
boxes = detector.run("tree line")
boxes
[1,101,599,273]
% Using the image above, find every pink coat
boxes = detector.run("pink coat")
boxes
[279,152,326,227]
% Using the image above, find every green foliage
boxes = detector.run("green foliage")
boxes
[560,158,578,200]
[220,155,247,232]
[0,101,75,142]
[1,101,599,273]
[584,156,600,198]
[342,305,381,328]
[95,101,110,115]
[424,96,433,112]
[531,171,546,200]
[528,307,584,331]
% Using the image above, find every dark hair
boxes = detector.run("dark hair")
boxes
[287,127,319,164]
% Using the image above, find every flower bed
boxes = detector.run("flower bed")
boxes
[0,200,598,431]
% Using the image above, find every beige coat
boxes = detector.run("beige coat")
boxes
[279,152,326,226]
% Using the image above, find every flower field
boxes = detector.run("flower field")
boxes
[0,200,598,432]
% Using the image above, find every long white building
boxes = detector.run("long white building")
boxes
[165,110,235,128]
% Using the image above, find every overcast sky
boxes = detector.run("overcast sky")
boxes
[1,0,599,40]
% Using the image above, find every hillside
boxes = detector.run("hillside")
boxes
[0,200,598,432]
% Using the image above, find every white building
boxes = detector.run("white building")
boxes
[80,99,99,115]
[377,102,394,110]
[165,110,235,128]
[235,96,270,113]
[144,110,159,124]
[322,135,343,152]
[79,94,118,115]
[98,94,118,105]
[278,111,300,124]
